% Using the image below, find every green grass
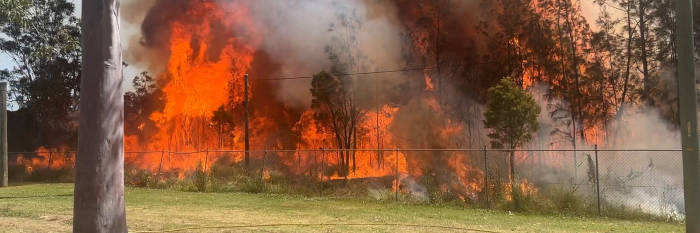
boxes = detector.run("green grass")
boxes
[0,183,683,233]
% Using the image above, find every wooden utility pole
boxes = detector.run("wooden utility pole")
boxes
[73,0,127,232]
[675,0,700,232]
[244,74,250,167]
[0,81,7,187]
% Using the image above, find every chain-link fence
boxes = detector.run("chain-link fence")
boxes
[7,148,683,220]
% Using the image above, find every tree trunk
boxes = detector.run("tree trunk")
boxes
[508,145,516,185]
[638,0,651,102]
[0,82,6,187]
[73,0,127,232]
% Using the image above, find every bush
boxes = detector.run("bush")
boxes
[547,188,588,214]
[193,165,208,192]
[125,169,156,188]
[509,183,537,212]
[9,165,75,183]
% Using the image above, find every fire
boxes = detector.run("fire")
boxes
[504,179,538,201]
[15,146,75,174]
[424,73,435,91]
[448,153,485,201]
[18,0,619,206]
[291,105,408,180]
[129,1,260,150]
[119,0,266,175]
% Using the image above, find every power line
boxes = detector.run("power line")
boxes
[259,66,436,81]
[255,51,612,82]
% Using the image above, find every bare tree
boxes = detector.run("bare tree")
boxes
[73,0,127,232]
[311,71,364,178]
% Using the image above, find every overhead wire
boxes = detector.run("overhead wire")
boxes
[259,66,436,81]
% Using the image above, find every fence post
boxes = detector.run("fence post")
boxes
[157,150,164,182]
[312,150,316,178]
[261,150,265,181]
[244,74,250,168]
[204,148,209,172]
[395,147,399,202]
[595,144,601,216]
[167,150,171,169]
[320,147,325,197]
[0,81,6,187]
[484,146,489,208]
[48,150,53,170]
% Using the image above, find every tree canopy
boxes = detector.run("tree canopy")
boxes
[0,0,81,150]
[484,77,541,150]
[484,77,540,182]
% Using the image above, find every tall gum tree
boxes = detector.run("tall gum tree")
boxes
[73,0,126,232]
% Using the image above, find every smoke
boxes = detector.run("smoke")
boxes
[193,0,408,109]
[123,0,490,108]
[602,106,683,217]
[121,0,165,78]
[525,82,683,217]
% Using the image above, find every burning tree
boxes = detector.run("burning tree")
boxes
[124,72,164,145]
[307,8,372,179]
[484,77,540,184]
[310,71,365,178]
[210,105,234,150]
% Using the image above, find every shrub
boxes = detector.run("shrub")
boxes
[509,182,537,212]
[125,169,156,188]
[193,165,208,192]
[548,188,587,214]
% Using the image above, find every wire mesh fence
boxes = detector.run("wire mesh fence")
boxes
[7,147,684,219]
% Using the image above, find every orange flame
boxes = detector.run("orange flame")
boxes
[15,146,75,174]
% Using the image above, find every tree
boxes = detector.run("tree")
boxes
[309,7,369,179]
[0,0,81,149]
[124,72,164,144]
[310,71,364,178]
[695,0,700,61]
[484,77,541,184]
[73,0,127,232]
[210,105,234,149]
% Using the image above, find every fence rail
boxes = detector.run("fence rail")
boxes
[8,148,683,154]
[7,147,684,220]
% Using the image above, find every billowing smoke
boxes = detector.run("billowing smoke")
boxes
[526,83,683,217]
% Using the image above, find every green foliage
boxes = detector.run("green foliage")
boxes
[0,0,81,107]
[193,165,209,192]
[484,77,541,149]
[509,184,536,212]
[551,189,588,214]
[125,169,156,188]
[484,78,539,189]
[7,160,74,183]
[0,0,81,150]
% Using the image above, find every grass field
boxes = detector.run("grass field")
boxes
[0,183,683,232]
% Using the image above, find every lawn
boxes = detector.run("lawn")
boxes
[0,183,683,232]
